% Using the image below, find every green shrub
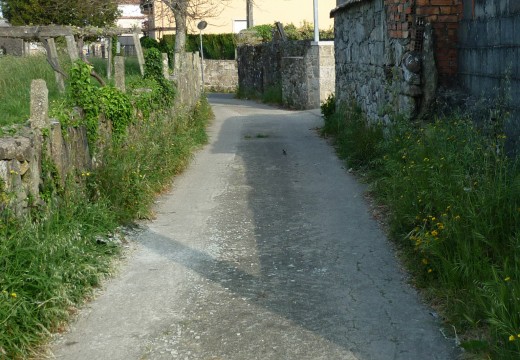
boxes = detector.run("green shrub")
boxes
[160,34,237,60]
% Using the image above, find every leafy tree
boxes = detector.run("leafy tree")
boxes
[0,0,120,27]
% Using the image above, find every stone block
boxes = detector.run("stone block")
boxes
[30,80,49,131]
[0,137,32,161]
[114,56,126,92]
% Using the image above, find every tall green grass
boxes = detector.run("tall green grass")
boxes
[0,55,63,127]
[0,189,120,358]
[323,101,520,359]
[0,55,143,129]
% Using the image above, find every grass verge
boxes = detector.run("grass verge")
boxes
[0,60,212,359]
[322,97,520,359]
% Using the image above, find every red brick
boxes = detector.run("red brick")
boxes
[416,6,440,15]
[417,0,430,5]
[437,14,459,22]
[431,0,453,5]
[439,6,454,14]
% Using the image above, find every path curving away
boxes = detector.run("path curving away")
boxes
[51,94,460,360]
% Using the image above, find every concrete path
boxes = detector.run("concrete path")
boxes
[51,94,459,360]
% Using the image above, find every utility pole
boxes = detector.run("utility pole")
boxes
[247,0,254,28]
[313,0,319,42]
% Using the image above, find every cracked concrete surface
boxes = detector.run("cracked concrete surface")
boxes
[51,94,460,360]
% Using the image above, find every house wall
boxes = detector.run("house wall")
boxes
[334,0,419,120]
[147,0,336,37]
[332,0,461,120]
[458,0,520,150]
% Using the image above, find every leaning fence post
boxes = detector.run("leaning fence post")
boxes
[45,38,65,93]
[133,32,145,76]
[114,56,126,92]
[30,80,50,131]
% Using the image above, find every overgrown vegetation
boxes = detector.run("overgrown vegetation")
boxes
[0,49,212,358]
[322,95,520,359]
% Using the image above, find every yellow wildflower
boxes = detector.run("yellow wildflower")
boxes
[428,269,433,273]
[422,259,429,265]
[509,335,516,342]
[10,293,16,298]
[436,223,445,230]
[431,230,439,237]
[505,277,511,282]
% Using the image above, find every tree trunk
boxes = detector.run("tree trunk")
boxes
[173,1,187,75]
[173,12,186,75]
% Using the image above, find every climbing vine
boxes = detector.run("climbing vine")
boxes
[67,60,132,147]
[144,48,175,109]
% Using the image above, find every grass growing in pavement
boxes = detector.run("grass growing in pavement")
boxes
[322,98,520,359]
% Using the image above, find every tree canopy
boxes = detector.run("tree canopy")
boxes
[0,0,120,27]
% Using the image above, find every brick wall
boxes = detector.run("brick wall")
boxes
[384,0,462,85]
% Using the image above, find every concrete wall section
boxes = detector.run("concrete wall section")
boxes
[318,43,336,103]
[0,38,25,56]
[203,60,238,92]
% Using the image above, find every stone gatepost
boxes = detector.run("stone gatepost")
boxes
[30,80,50,131]
[114,56,126,92]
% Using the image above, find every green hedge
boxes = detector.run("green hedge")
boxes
[141,34,236,60]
